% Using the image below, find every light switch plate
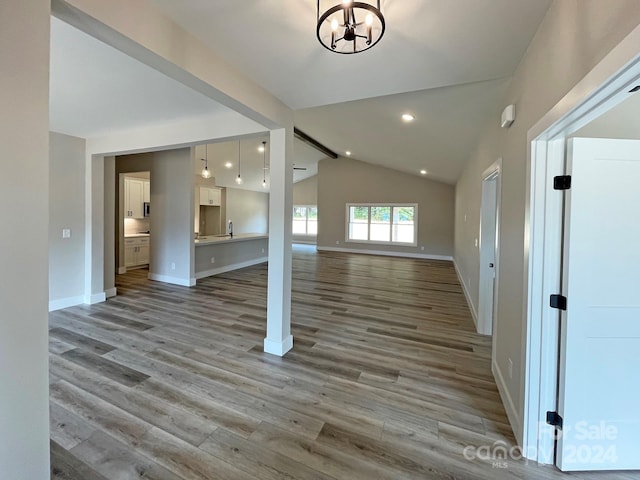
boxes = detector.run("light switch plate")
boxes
[62,228,71,239]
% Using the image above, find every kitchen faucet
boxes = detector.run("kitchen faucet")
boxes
[228,220,233,237]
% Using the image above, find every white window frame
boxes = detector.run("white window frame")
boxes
[292,205,318,236]
[345,203,418,246]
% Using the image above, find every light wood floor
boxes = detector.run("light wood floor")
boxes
[49,246,639,479]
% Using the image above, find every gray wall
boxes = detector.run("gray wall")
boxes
[0,0,50,476]
[293,175,318,244]
[195,238,268,277]
[454,0,640,442]
[149,148,195,285]
[49,132,86,308]
[318,157,454,257]
[225,188,269,234]
[293,175,317,205]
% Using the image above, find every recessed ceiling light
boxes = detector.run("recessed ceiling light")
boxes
[224,162,233,168]
[420,169,427,175]
[402,113,415,122]
[345,151,352,156]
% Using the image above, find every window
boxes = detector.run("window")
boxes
[347,204,417,245]
[293,205,318,235]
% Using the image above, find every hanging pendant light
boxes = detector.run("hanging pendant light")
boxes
[235,140,243,185]
[261,141,268,189]
[317,0,385,54]
[201,144,212,179]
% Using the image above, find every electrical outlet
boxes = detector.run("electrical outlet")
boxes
[474,238,478,248]
[261,248,265,254]
[420,246,425,251]
[464,214,467,222]
[210,257,215,264]
[171,262,176,270]
[336,240,340,245]
[62,228,71,239]
[508,358,513,379]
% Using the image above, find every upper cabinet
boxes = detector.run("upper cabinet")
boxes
[125,177,150,219]
[143,180,150,203]
[199,187,221,206]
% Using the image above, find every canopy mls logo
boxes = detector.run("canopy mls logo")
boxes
[462,421,619,469]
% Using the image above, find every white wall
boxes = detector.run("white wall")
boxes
[454,0,640,442]
[49,132,86,310]
[0,0,51,477]
[225,188,269,234]
[149,148,195,286]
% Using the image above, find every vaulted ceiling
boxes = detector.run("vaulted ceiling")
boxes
[50,1,553,185]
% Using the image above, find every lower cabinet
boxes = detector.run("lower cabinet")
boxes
[124,237,150,267]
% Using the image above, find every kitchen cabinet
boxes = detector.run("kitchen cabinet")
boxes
[143,180,150,203]
[199,187,221,206]
[125,178,144,218]
[124,236,149,267]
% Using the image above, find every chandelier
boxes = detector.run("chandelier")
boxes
[316,0,385,54]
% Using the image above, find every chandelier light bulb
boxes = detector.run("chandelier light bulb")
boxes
[365,13,373,26]
[262,179,267,189]
[235,174,243,185]
[201,165,211,179]
[331,18,339,31]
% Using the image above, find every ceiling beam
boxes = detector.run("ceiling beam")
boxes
[294,127,338,159]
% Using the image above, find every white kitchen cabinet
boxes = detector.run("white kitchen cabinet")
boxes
[124,236,150,267]
[199,187,221,206]
[143,180,150,203]
[125,178,144,218]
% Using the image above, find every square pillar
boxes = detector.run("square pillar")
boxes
[265,127,294,356]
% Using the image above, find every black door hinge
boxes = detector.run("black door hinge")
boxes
[553,175,572,190]
[546,411,563,429]
[550,294,567,310]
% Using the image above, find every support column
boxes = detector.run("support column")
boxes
[265,127,294,356]
[0,1,51,477]
[85,154,106,304]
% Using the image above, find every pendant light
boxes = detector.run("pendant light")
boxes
[201,144,212,179]
[261,141,268,189]
[235,140,243,185]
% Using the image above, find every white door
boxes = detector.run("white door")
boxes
[478,176,498,335]
[556,138,640,471]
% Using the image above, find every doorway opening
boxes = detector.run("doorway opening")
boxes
[522,38,640,470]
[477,161,501,336]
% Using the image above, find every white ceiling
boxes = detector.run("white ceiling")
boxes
[50,1,553,187]
[193,136,326,191]
[49,16,229,138]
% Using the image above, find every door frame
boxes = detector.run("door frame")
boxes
[477,160,501,336]
[521,31,640,463]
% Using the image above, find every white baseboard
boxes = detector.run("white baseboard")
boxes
[292,240,317,245]
[48,295,85,312]
[317,246,453,261]
[492,358,522,443]
[453,259,478,326]
[105,287,117,299]
[264,335,294,357]
[117,266,127,274]
[195,257,268,280]
[84,292,106,305]
[147,273,196,287]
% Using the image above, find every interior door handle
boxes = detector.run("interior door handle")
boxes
[489,263,494,268]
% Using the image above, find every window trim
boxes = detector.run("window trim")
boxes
[345,203,418,247]
[292,204,318,236]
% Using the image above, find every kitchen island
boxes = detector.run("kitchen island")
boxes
[194,233,268,280]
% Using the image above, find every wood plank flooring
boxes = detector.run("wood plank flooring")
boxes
[49,246,639,479]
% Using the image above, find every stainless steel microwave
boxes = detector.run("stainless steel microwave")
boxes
[143,202,150,217]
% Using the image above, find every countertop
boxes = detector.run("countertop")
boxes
[125,233,150,238]
[195,233,267,246]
